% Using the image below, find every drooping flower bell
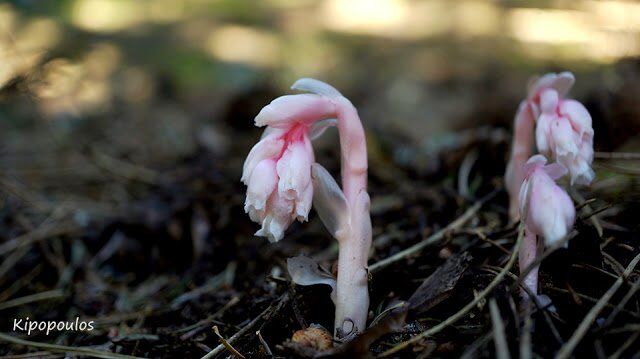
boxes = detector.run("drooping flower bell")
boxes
[242,94,336,242]
[518,155,575,296]
[528,72,595,185]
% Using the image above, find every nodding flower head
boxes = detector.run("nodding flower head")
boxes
[527,72,595,185]
[242,91,336,242]
[519,155,575,246]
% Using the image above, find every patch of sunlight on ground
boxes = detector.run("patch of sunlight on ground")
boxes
[34,44,121,118]
[71,0,146,33]
[0,4,62,88]
[583,0,640,32]
[205,25,280,68]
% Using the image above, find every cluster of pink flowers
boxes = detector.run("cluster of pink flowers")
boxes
[242,93,336,242]
[528,72,594,185]
[506,72,595,298]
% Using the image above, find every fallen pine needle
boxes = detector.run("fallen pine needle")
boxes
[200,294,288,359]
[370,191,496,274]
[0,332,141,359]
[489,298,510,359]
[555,251,640,359]
[378,209,526,356]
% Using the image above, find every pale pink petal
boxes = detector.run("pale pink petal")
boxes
[241,137,284,184]
[277,140,313,201]
[528,72,575,101]
[295,182,313,222]
[540,89,559,115]
[254,94,336,128]
[535,113,554,156]
[543,163,568,180]
[244,159,278,214]
[551,117,579,157]
[255,192,294,242]
[523,154,547,175]
[559,99,593,138]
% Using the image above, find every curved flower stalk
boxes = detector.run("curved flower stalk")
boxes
[505,101,535,221]
[518,155,575,297]
[505,72,594,221]
[242,78,372,340]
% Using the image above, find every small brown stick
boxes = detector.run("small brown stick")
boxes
[555,251,640,359]
[378,210,526,357]
[489,299,510,359]
[212,326,245,359]
[0,289,64,311]
[200,294,288,359]
[0,332,141,359]
[178,296,241,340]
[255,330,273,356]
[370,193,494,274]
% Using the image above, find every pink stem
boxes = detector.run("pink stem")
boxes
[519,229,539,298]
[332,96,372,339]
[505,101,535,222]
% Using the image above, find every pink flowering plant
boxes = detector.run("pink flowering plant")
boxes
[242,78,372,340]
[505,72,593,300]
[505,72,594,222]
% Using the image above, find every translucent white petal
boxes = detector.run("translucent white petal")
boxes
[309,118,337,141]
[287,255,337,303]
[291,78,343,98]
[255,192,294,242]
[311,163,349,238]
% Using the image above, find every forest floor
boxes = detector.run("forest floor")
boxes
[1,46,640,358]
